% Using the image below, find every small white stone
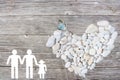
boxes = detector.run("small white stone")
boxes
[64,58,69,62]
[67,36,72,42]
[71,65,79,74]
[69,48,75,56]
[65,51,73,59]
[68,67,74,72]
[77,57,80,63]
[83,53,90,61]
[82,33,87,40]
[95,56,103,63]
[100,38,106,43]
[54,30,62,43]
[64,31,70,36]
[71,38,77,44]
[94,53,99,58]
[99,27,105,32]
[79,72,86,78]
[97,48,103,54]
[111,31,118,40]
[73,47,79,52]
[101,50,111,57]
[90,33,96,37]
[82,60,87,66]
[85,24,98,33]
[89,48,96,55]
[65,46,71,51]
[89,63,96,70]
[72,34,79,40]
[81,68,88,74]
[46,35,55,47]
[80,66,88,76]
[94,45,99,51]
[73,55,77,66]
[108,25,115,33]
[93,37,99,43]
[98,32,104,38]
[82,40,87,46]
[104,34,110,40]
[61,54,67,60]
[65,62,71,68]
[87,38,91,44]
[78,62,82,67]
[106,45,114,50]
[85,47,89,53]
[75,41,82,47]
[74,67,81,75]
[81,57,84,62]
[88,57,94,65]
[107,39,115,46]
[60,37,68,44]
[52,43,60,52]
[56,52,61,58]
[79,52,84,58]
[97,20,109,27]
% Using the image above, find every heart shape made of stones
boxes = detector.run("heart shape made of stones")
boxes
[46,20,118,78]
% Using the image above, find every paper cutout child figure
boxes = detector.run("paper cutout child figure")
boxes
[22,49,37,79]
[6,49,22,79]
[38,60,47,79]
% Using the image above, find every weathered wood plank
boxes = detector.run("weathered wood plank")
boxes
[0,34,118,79]
[0,35,119,78]
[0,47,120,68]
[0,52,120,68]
[0,16,120,35]
[1,0,120,3]
[0,35,119,53]
[0,67,120,80]
[0,68,68,80]
[67,68,120,80]
[0,1,119,16]
[0,0,119,79]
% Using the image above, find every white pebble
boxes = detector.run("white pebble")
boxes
[54,30,62,43]
[85,24,98,33]
[97,20,109,27]
[68,67,74,72]
[46,35,55,47]
[52,43,60,52]
[65,62,71,68]
[108,25,115,33]
[60,37,68,44]
[61,54,67,60]
[89,48,96,55]
[101,50,111,57]
[111,31,118,40]
[95,56,103,63]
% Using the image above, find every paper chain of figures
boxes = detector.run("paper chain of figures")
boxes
[46,20,118,77]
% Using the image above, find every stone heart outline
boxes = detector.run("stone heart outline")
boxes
[46,20,118,78]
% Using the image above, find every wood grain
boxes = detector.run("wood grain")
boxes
[0,0,119,16]
[0,0,120,80]
[0,16,120,35]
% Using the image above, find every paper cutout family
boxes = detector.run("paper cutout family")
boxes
[6,49,47,79]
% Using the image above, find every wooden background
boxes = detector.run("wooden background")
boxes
[0,0,120,80]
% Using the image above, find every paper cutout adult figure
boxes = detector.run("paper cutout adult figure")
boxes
[22,49,37,79]
[38,60,47,79]
[6,49,22,79]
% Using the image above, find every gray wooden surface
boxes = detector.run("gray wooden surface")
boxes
[0,0,120,80]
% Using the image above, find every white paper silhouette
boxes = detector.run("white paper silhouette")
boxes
[38,60,47,79]
[6,49,22,79]
[22,49,37,79]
